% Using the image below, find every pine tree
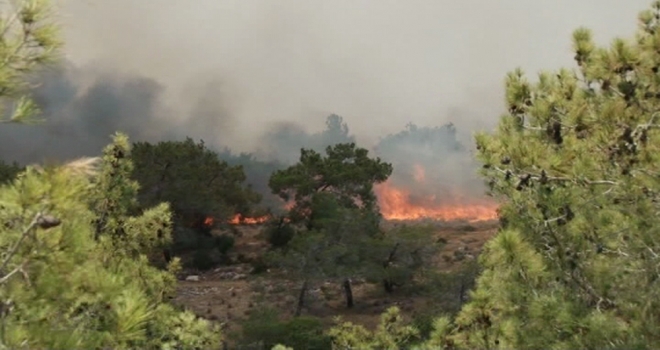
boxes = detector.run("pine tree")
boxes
[0,0,61,125]
[328,2,660,349]
[0,161,22,184]
[328,306,419,349]
[0,134,222,349]
[447,2,660,348]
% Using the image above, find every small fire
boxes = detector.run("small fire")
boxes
[228,214,270,225]
[201,214,271,227]
[375,181,498,222]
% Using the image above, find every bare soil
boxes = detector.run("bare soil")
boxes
[171,220,498,344]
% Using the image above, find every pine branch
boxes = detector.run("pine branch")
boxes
[0,212,40,274]
[0,212,60,282]
[0,260,27,285]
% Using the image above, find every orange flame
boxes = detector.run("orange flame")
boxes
[228,214,270,225]
[203,217,214,226]
[374,181,498,222]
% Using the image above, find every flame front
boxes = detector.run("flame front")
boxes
[205,172,496,224]
[374,181,498,222]
[228,214,270,225]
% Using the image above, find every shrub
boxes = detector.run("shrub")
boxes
[192,249,216,271]
[265,222,295,248]
[240,308,331,350]
[213,234,235,255]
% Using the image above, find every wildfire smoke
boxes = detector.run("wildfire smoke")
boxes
[375,182,497,222]
[374,163,498,222]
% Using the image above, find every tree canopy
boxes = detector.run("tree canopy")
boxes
[0,161,22,184]
[453,6,660,347]
[0,133,221,348]
[0,0,61,125]
[130,138,262,230]
[268,142,393,229]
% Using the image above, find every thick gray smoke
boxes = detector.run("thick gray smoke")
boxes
[0,62,239,163]
[0,0,653,206]
[373,123,485,201]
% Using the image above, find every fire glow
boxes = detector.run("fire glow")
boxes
[202,165,498,225]
[202,214,270,227]
[374,163,498,222]
[228,214,270,225]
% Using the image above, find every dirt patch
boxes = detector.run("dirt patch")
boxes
[171,220,498,343]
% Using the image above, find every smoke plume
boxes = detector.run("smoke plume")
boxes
[0,0,652,213]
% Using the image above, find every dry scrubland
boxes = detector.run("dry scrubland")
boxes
[172,220,497,343]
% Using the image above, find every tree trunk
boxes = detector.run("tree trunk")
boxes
[459,279,467,306]
[382,243,400,294]
[163,249,172,264]
[343,278,354,309]
[383,279,395,294]
[295,280,308,317]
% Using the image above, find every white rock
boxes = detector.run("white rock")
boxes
[232,274,247,280]
[185,275,200,282]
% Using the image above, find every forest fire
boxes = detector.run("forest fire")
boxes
[198,164,497,225]
[375,182,497,222]
[200,214,270,227]
[374,181,498,223]
[228,214,270,225]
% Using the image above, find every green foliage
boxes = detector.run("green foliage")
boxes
[131,138,261,226]
[0,0,62,125]
[267,142,396,309]
[328,306,419,349]
[217,148,289,214]
[268,142,392,229]
[183,233,235,270]
[239,308,331,350]
[448,2,660,348]
[130,138,260,262]
[213,234,236,255]
[0,134,221,348]
[266,196,376,288]
[0,160,23,184]
[269,196,438,314]
[191,249,216,271]
[324,3,660,349]
[264,220,296,248]
[364,224,441,293]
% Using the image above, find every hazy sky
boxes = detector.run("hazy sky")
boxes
[53,0,651,151]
